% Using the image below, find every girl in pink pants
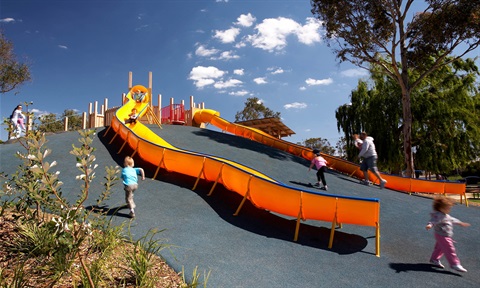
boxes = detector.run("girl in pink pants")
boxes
[426,197,470,272]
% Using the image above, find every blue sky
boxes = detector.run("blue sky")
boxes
[3,0,379,144]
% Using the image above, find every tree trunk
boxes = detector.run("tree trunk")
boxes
[401,89,414,177]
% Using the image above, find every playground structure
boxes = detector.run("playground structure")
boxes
[87,72,468,255]
[85,72,204,131]
[104,84,382,256]
[86,72,467,203]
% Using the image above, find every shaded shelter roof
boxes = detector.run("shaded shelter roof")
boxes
[235,117,295,139]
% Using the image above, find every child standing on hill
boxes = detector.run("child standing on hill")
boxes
[121,156,145,218]
[10,105,26,138]
[308,149,329,190]
[426,197,470,272]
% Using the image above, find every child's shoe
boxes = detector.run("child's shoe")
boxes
[360,180,370,186]
[451,264,467,272]
[321,185,328,191]
[429,259,444,269]
[380,179,387,189]
[129,211,136,218]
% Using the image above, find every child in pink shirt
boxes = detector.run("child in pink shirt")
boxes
[426,197,470,272]
[308,149,329,190]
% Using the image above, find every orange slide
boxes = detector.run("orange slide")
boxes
[193,109,467,204]
[108,86,381,256]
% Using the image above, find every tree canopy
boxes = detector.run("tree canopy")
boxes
[311,0,480,176]
[234,97,281,122]
[301,137,336,156]
[0,32,31,94]
[37,109,83,133]
[336,59,480,175]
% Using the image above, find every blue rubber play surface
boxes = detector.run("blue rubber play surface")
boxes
[1,126,479,287]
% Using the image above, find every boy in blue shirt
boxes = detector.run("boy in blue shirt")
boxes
[121,156,145,218]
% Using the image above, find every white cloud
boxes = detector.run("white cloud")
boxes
[236,13,256,27]
[58,45,68,49]
[135,24,149,31]
[247,17,298,52]
[305,77,333,86]
[0,18,15,23]
[233,69,244,75]
[195,45,219,57]
[253,77,267,84]
[296,18,322,45]
[299,86,306,91]
[270,68,284,75]
[229,90,249,97]
[216,0,229,2]
[214,27,240,43]
[30,108,49,116]
[234,41,247,48]
[341,68,369,78]
[284,102,307,109]
[216,50,240,60]
[214,79,243,89]
[246,17,322,52]
[189,66,226,88]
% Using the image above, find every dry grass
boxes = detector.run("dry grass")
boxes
[0,212,186,288]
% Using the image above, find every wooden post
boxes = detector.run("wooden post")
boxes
[88,103,93,128]
[157,94,162,122]
[82,112,87,129]
[128,72,132,90]
[170,97,174,123]
[104,98,108,113]
[149,71,153,107]
[94,101,98,128]
[64,117,69,131]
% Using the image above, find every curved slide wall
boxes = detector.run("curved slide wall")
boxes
[193,109,466,201]
[108,86,381,256]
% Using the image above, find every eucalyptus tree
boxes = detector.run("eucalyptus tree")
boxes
[336,73,404,173]
[37,109,83,133]
[311,0,480,177]
[61,109,83,131]
[302,137,336,156]
[412,58,480,174]
[37,113,64,133]
[336,59,480,174]
[235,97,281,122]
[0,32,30,94]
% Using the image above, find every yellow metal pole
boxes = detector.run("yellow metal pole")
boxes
[108,131,119,144]
[234,176,253,216]
[117,131,130,154]
[207,163,224,196]
[328,199,339,249]
[192,158,206,190]
[293,193,304,242]
[153,149,166,179]
[294,210,302,242]
[131,141,139,158]
[103,125,112,138]
[376,222,381,257]
[328,216,337,249]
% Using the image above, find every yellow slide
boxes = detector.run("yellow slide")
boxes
[193,109,466,202]
[108,85,381,256]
